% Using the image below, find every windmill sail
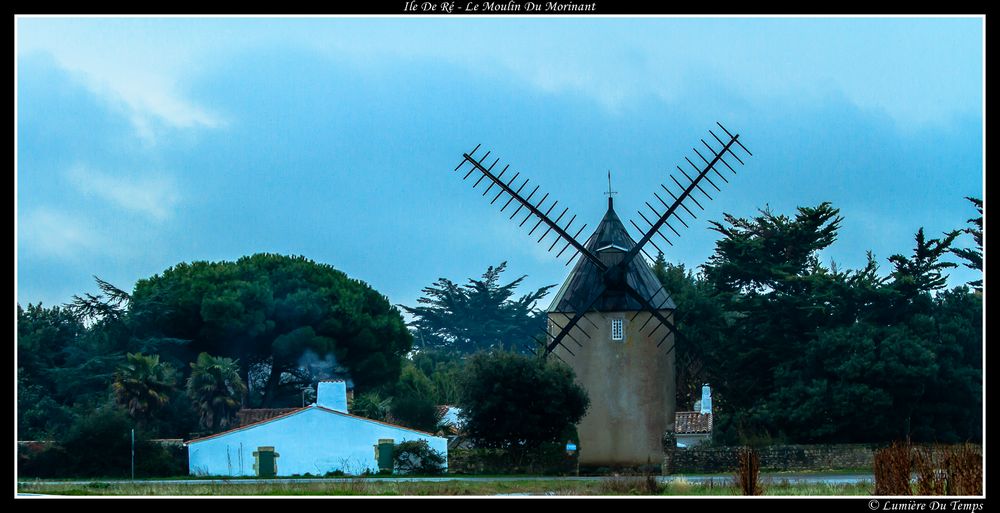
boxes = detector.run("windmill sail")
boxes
[451,122,752,357]
[454,147,596,268]
[448,123,753,468]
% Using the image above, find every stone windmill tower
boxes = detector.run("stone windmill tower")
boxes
[545,196,677,466]
[451,123,752,466]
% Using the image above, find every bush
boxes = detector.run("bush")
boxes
[18,442,69,478]
[390,394,440,433]
[18,407,187,478]
[393,440,446,475]
[944,444,983,495]
[734,446,764,495]
[134,441,187,477]
[447,443,577,475]
[874,441,913,495]
[60,407,134,477]
[914,443,983,496]
[458,351,588,462]
[598,472,664,495]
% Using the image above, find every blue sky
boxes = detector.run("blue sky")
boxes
[16,16,984,313]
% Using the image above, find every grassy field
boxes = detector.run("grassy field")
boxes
[17,477,875,496]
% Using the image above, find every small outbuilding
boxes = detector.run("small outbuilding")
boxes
[675,384,714,449]
[674,411,713,448]
[186,380,448,477]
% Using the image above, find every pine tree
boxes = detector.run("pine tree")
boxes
[950,197,983,292]
[402,262,555,354]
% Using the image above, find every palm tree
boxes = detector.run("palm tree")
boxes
[186,352,247,433]
[112,352,177,425]
[350,390,392,421]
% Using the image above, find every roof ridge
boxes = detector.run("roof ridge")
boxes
[313,405,442,438]
[186,406,312,444]
[186,404,444,444]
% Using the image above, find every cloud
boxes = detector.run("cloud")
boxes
[17,18,224,141]
[19,207,104,259]
[94,74,223,141]
[67,165,180,221]
[17,17,980,136]
[301,18,981,125]
[56,62,224,144]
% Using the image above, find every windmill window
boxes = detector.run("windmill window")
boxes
[611,318,624,341]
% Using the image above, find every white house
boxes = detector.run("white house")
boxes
[186,380,448,477]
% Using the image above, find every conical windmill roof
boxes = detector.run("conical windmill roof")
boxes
[547,199,676,313]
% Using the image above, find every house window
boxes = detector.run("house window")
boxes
[610,318,624,341]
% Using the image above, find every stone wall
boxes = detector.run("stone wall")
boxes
[448,446,577,475]
[668,444,875,474]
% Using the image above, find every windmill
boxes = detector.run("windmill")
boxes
[452,122,752,466]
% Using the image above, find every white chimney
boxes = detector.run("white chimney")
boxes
[700,384,712,415]
[317,380,348,413]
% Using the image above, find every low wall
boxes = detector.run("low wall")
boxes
[448,446,577,475]
[667,444,875,474]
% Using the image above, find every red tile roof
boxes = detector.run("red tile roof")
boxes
[314,406,439,437]
[675,412,713,434]
[186,406,311,444]
[236,408,300,427]
[185,405,440,445]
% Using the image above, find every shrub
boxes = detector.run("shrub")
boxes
[134,441,187,477]
[944,444,982,495]
[914,443,983,496]
[18,407,187,478]
[18,442,69,478]
[390,394,440,433]
[734,446,764,495]
[447,443,577,475]
[393,440,446,475]
[914,445,946,495]
[598,470,664,495]
[458,351,588,464]
[874,441,913,495]
[60,407,134,477]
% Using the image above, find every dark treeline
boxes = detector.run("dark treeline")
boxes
[657,199,983,445]
[17,198,983,469]
[17,255,578,477]
[17,253,561,455]
[18,253,413,445]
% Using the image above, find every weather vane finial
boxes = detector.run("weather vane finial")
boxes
[605,170,618,207]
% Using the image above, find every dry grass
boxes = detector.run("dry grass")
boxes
[18,477,879,496]
[760,479,874,496]
[914,445,946,495]
[944,443,982,495]
[915,443,983,496]
[874,441,913,495]
[18,479,599,496]
[734,447,764,495]
[878,442,982,496]
[665,476,693,495]
[596,471,664,495]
